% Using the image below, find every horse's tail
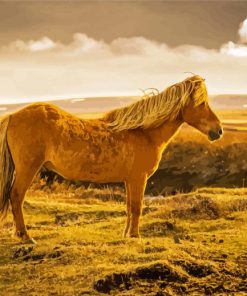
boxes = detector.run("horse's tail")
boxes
[0,116,15,222]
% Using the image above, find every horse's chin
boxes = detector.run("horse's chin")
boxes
[208,137,217,142]
[208,134,221,142]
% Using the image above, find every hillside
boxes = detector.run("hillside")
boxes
[0,188,246,295]
[147,126,247,195]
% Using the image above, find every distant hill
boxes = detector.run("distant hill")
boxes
[211,94,247,110]
[0,94,246,116]
[0,96,139,117]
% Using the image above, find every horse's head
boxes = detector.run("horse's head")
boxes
[182,76,223,141]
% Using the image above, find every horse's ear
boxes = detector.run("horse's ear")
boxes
[194,77,205,88]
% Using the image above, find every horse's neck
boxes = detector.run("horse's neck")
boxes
[147,119,183,149]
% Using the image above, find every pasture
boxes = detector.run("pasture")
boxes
[0,187,246,295]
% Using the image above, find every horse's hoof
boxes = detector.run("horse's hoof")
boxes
[128,233,140,238]
[23,238,37,245]
[122,231,128,238]
[12,231,37,244]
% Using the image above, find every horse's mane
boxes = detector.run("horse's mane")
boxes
[103,75,208,131]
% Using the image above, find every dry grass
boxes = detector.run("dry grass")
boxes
[148,187,247,220]
[0,187,246,295]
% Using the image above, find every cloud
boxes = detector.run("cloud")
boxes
[239,18,247,43]
[220,18,247,57]
[2,33,218,60]
[3,33,106,54]
[6,37,57,53]
[220,41,247,57]
[0,20,247,104]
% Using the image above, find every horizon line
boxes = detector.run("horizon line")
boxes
[0,92,247,106]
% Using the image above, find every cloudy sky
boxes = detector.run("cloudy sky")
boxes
[0,1,247,104]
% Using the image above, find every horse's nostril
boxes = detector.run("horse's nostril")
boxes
[208,130,220,141]
[218,128,223,135]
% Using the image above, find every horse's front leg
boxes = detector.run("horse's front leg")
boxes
[126,175,147,238]
[123,182,131,238]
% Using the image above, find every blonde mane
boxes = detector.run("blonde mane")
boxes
[103,75,208,131]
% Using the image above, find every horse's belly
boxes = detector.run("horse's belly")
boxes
[51,160,128,183]
[49,142,133,183]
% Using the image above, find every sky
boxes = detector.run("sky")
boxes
[0,1,247,104]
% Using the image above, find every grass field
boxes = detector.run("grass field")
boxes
[0,187,246,296]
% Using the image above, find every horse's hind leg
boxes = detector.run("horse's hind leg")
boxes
[10,163,43,243]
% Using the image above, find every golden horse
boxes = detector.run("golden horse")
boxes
[0,75,223,243]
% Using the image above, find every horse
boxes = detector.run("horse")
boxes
[0,75,223,244]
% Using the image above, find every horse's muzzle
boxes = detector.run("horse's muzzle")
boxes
[208,128,223,141]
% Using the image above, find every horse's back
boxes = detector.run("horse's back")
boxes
[6,102,158,182]
[8,102,92,136]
